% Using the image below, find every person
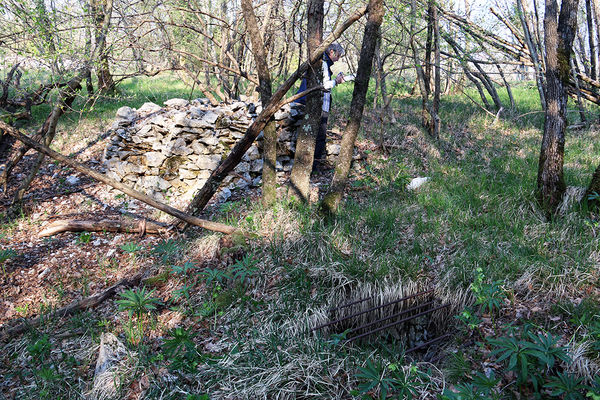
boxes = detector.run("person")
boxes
[296,43,345,168]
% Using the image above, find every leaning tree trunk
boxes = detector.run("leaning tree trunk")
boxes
[179,7,368,223]
[288,0,324,202]
[537,0,580,215]
[320,0,384,213]
[240,0,277,207]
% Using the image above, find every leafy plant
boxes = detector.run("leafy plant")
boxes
[152,239,181,263]
[171,261,196,275]
[487,331,571,392]
[354,359,424,399]
[456,307,482,331]
[544,372,588,399]
[77,232,92,244]
[163,327,200,373]
[0,248,17,274]
[230,254,258,284]
[117,287,160,319]
[199,268,230,288]
[117,287,160,344]
[120,242,142,255]
[471,267,506,315]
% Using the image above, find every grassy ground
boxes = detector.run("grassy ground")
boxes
[1,75,599,399]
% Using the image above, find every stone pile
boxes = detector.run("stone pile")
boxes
[103,98,342,205]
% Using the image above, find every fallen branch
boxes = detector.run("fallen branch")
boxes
[0,121,237,235]
[1,270,144,341]
[39,218,168,238]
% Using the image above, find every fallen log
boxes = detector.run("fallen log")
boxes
[0,270,144,341]
[39,218,167,238]
[0,120,237,235]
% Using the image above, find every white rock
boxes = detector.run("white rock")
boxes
[406,177,430,191]
[194,154,221,170]
[327,144,341,156]
[65,175,80,185]
[116,106,137,121]
[199,134,219,146]
[38,267,51,279]
[250,159,263,172]
[202,111,219,124]
[138,102,162,114]
[90,333,129,400]
[164,98,189,108]
[144,152,166,167]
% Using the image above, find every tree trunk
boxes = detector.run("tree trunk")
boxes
[518,0,547,110]
[586,0,597,80]
[288,0,324,202]
[432,0,441,139]
[91,0,115,94]
[240,0,277,207]
[180,7,368,222]
[320,0,384,213]
[587,164,600,206]
[537,0,580,215]
[0,69,88,191]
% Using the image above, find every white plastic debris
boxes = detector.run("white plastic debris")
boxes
[406,177,430,191]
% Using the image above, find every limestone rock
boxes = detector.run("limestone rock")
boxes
[138,102,162,114]
[144,152,166,167]
[164,98,189,108]
[89,333,130,400]
[116,106,137,122]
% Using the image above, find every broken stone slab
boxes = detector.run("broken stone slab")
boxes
[142,175,171,191]
[244,145,261,161]
[192,154,221,170]
[137,102,162,115]
[164,98,189,108]
[191,140,208,155]
[199,134,219,147]
[116,106,137,122]
[143,152,166,167]
[327,143,341,156]
[89,333,130,400]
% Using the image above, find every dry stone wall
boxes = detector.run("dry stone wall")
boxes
[103,98,340,206]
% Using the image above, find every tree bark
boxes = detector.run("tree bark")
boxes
[586,0,597,80]
[320,0,384,214]
[180,6,368,222]
[288,0,324,202]
[90,0,115,94]
[587,164,600,206]
[38,219,166,237]
[240,0,277,207]
[517,0,547,109]
[537,0,580,215]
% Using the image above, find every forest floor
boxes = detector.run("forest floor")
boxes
[0,76,599,399]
